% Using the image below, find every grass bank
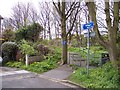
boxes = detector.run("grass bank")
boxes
[68,62,119,89]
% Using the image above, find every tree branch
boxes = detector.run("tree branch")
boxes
[86,2,109,49]
[53,2,62,17]
[67,3,81,36]
[65,2,76,16]
[66,2,79,20]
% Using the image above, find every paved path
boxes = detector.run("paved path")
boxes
[41,65,73,80]
[1,66,86,89]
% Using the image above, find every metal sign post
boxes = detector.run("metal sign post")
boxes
[83,21,94,75]
[87,29,90,75]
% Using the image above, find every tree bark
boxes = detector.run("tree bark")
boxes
[86,1,120,84]
[53,1,80,65]
[61,2,67,64]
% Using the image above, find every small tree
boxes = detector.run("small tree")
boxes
[19,40,35,66]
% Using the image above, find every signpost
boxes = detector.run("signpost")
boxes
[84,32,95,38]
[83,21,94,75]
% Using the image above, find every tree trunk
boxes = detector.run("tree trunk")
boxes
[48,17,52,40]
[61,2,67,64]
[86,1,120,84]
[76,29,81,47]
[68,33,72,45]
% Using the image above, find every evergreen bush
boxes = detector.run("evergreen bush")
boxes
[1,42,18,64]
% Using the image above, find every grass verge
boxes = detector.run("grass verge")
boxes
[68,62,119,89]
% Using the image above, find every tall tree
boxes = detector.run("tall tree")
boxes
[39,2,52,40]
[11,2,38,29]
[86,0,120,80]
[53,1,81,64]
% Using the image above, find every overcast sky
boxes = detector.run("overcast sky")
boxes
[0,0,54,18]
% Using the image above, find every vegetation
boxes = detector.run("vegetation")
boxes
[2,29,15,42]
[1,42,18,64]
[5,46,61,73]
[68,46,107,67]
[87,2,120,71]
[16,23,43,42]
[69,62,119,89]
[1,1,120,89]
[19,39,35,55]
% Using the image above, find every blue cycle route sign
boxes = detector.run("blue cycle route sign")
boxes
[83,21,94,30]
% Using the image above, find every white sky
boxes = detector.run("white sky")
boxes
[0,0,53,18]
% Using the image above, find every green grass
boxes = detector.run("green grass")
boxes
[5,59,58,74]
[68,62,119,89]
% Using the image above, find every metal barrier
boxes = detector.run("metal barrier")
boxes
[67,52,86,67]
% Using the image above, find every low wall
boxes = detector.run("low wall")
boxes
[28,55,44,64]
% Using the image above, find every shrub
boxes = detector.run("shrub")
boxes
[37,44,50,55]
[2,29,15,42]
[1,42,18,64]
[15,23,43,42]
[19,39,35,55]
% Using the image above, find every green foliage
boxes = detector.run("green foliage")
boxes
[19,39,35,55]
[69,62,119,88]
[5,54,59,73]
[5,46,62,73]
[27,60,57,73]
[2,29,15,42]
[26,23,43,42]
[6,61,25,68]
[15,23,43,42]
[15,27,27,41]
[1,42,18,64]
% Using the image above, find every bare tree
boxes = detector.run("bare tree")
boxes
[11,2,38,29]
[2,18,14,30]
[86,1,120,69]
[39,2,53,40]
[29,5,39,23]
[53,1,81,64]
[51,6,61,38]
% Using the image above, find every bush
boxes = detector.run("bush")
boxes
[15,23,43,42]
[19,39,35,55]
[37,44,50,56]
[2,29,15,42]
[1,42,18,64]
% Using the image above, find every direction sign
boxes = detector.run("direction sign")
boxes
[83,22,94,30]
